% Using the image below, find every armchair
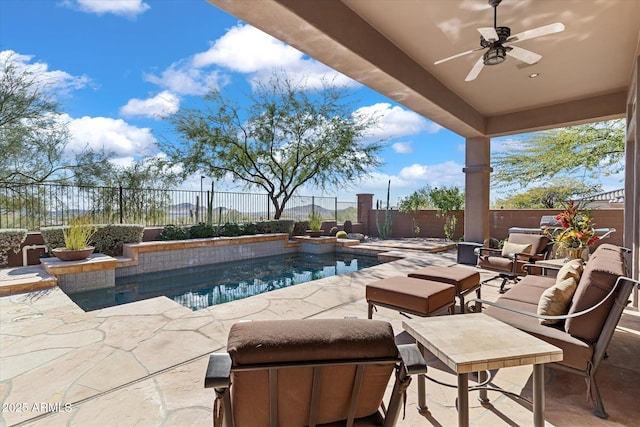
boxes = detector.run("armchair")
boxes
[476,232,551,293]
[205,318,427,427]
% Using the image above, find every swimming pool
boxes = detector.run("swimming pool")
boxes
[67,252,384,311]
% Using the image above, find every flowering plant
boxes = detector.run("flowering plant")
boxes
[545,201,598,250]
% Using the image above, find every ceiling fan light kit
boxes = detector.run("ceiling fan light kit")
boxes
[435,0,565,81]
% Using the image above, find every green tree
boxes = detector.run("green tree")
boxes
[493,180,601,209]
[428,186,464,240]
[74,153,182,224]
[162,71,384,219]
[492,120,624,189]
[398,186,431,236]
[0,55,70,183]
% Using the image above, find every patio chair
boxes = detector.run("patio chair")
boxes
[476,232,551,293]
[205,318,427,427]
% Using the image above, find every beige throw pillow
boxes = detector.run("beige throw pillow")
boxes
[537,259,583,325]
[556,258,584,282]
[501,242,532,257]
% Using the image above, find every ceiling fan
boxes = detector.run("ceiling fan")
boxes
[435,0,565,81]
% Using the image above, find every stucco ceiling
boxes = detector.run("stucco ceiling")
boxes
[206,0,640,138]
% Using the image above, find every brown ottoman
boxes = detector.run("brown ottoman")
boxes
[366,277,456,319]
[408,265,481,313]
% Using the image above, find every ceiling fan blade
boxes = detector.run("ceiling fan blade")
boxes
[508,46,541,64]
[434,47,484,65]
[507,23,565,44]
[465,56,485,81]
[478,27,499,41]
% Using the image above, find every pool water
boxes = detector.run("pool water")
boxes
[68,252,384,311]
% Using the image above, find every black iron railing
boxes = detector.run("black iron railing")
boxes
[0,182,356,230]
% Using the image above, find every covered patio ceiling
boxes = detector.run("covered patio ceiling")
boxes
[206,0,639,138]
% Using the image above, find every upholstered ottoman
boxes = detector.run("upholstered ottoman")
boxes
[408,266,481,313]
[366,277,456,319]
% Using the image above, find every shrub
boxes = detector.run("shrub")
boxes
[336,230,348,239]
[255,220,295,236]
[220,222,242,237]
[40,227,66,251]
[292,221,310,236]
[189,222,215,238]
[92,224,144,256]
[0,229,27,267]
[157,224,189,241]
[241,223,258,235]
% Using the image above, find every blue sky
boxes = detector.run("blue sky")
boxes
[0,0,622,205]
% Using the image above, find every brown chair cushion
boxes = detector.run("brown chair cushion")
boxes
[366,277,455,316]
[228,318,398,365]
[565,255,627,342]
[227,319,398,426]
[507,233,549,255]
[408,265,480,293]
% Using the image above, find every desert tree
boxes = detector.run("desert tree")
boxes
[161,71,384,219]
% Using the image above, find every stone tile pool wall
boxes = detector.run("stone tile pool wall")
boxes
[116,233,300,277]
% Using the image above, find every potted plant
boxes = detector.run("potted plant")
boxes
[306,211,324,237]
[52,215,97,261]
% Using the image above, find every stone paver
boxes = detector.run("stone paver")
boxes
[0,242,639,426]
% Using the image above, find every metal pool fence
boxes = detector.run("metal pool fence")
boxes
[0,182,357,230]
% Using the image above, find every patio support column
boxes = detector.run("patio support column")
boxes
[625,54,639,307]
[357,193,373,236]
[463,137,492,244]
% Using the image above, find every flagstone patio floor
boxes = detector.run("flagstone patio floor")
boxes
[1,241,639,426]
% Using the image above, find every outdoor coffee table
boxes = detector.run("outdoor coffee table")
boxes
[403,313,562,427]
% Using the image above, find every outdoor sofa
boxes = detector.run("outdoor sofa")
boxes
[475,243,637,418]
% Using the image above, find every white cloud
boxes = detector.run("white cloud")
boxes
[144,63,226,96]
[392,142,413,154]
[148,24,356,96]
[64,114,157,159]
[119,91,180,119]
[354,103,442,140]
[61,0,150,18]
[398,161,465,188]
[192,25,303,72]
[1,50,90,97]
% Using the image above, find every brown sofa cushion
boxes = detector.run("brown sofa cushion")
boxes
[227,319,398,426]
[484,299,593,371]
[565,255,627,342]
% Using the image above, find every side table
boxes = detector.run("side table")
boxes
[403,314,562,427]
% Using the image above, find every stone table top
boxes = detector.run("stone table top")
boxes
[403,313,563,374]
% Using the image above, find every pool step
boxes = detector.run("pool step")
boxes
[0,265,58,296]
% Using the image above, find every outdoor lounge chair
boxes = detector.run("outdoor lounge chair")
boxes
[476,232,551,293]
[473,244,638,418]
[204,318,427,427]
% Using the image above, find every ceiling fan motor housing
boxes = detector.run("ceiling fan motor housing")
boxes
[481,27,510,65]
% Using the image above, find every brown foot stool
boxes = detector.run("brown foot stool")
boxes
[408,266,481,313]
[366,277,456,319]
